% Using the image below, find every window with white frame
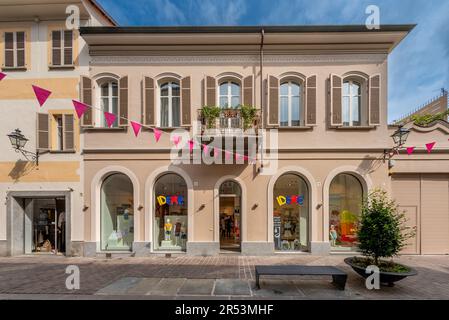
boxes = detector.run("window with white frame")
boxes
[219,81,240,108]
[4,31,25,69]
[342,80,361,126]
[160,81,180,127]
[280,81,302,127]
[99,81,118,127]
[51,30,73,67]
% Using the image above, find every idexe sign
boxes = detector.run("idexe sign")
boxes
[276,195,304,206]
[157,195,185,206]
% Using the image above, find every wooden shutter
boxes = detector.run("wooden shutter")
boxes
[52,30,61,66]
[181,76,191,126]
[119,76,128,126]
[330,74,342,126]
[243,75,253,106]
[80,76,93,126]
[305,75,317,126]
[37,113,49,151]
[63,114,75,150]
[143,76,155,126]
[267,75,279,126]
[4,32,14,68]
[16,32,25,67]
[369,74,381,125]
[63,30,73,66]
[205,76,216,106]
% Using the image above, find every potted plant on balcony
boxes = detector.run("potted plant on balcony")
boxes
[344,189,417,286]
[240,104,258,131]
[201,105,221,129]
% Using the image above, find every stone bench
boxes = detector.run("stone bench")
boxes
[255,265,347,290]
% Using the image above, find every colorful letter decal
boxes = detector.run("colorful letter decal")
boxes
[276,195,304,206]
[157,195,184,206]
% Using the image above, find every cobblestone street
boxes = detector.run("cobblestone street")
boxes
[0,255,448,299]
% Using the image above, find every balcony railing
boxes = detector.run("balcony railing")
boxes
[196,108,261,137]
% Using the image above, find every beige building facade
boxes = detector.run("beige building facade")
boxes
[1,5,448,257]
[0,0,115,256]
[76,25,449,257]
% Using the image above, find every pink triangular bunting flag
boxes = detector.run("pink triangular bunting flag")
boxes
[0,72,6,81]
[172,135,181,147]
[213,147,219,158]
[130,121,142,137]
[104,112,116,128]
[406,147,415,155]
[425,142,435,153]
[243,155,249,161]
[225,150,231,160]
[235,153,241,161]
[32,85,52,107]
[203,144,209,155]
[72,100,89,119]
[153,128,162,142]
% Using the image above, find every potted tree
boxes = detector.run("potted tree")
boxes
[344,189,417,286]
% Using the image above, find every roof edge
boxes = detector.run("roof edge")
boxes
[80,24,416,35]
[88,0,118,26]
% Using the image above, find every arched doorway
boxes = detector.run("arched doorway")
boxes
[100,173,134,251]
[153,173,188,252]
[219,180,242,252]
[273,173,310,251]
[329,173,364,251]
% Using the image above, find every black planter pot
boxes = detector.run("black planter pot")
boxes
[344,257,417,287]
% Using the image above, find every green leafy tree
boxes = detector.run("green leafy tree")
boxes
[357,189,415,265]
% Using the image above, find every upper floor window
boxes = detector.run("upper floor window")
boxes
[342,80,361,127]
[4,31,25,69]
[160,81,180,127]
[280,81,303,127]
[51,30,73,67]
[219,81,240,108]
[100,81,118,127]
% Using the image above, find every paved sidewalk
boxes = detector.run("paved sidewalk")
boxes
[0,255,448,299]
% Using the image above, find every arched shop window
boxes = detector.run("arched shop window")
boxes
[101,173,134,251]
[154,173,188,251]
[273,173,309,251]
[329,173,363,250]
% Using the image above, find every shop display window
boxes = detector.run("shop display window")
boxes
[100,173,134,251]
[273,174,309,251]
[329,173,363,251]
[154,173,188,251]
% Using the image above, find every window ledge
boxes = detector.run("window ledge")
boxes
[1,66,27,72]
[48,65,75,70]
[332,125,377,130]
[145,126,190,131]
[49,150,76,154]
[277,126,315,130]
[82,127,127,132]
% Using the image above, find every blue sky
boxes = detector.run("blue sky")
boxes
[98,0,449,122]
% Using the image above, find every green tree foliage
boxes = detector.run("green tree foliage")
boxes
[411,110,449,126]
[357,189,416,265]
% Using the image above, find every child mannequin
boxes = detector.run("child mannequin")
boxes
[329,224,338,247]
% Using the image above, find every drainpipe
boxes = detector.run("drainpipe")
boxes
[259,28,265,170]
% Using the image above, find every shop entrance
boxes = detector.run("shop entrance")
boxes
[26,198,66,254]
[219,181,241,252]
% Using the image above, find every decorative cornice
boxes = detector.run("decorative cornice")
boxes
[90,54,387,66]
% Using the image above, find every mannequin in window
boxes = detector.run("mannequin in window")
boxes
[164,218,173,241]
[283,220,292,238]
[174,218,182,246]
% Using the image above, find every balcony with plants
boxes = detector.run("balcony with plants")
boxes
[197,105,261,137]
